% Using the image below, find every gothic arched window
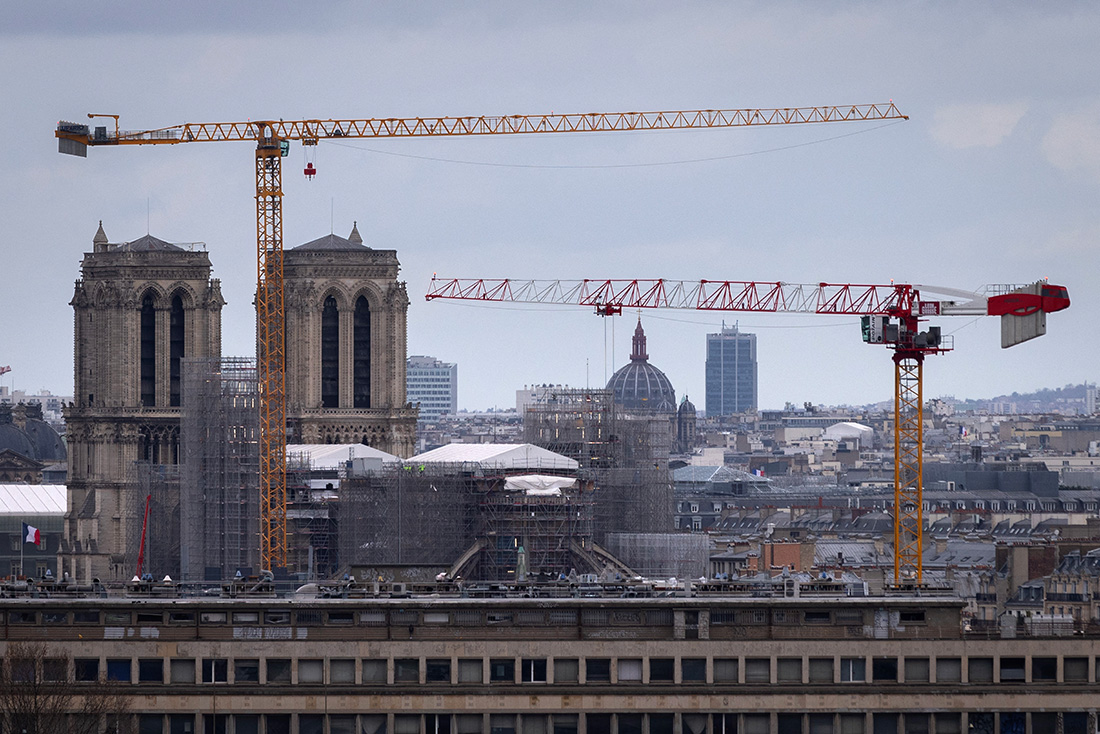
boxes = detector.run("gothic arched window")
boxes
[140,291,156,407]
[353,295,371,409]
[169,294,185,407]
[321,296,339,408]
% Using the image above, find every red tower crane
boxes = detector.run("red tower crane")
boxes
[425,277,1070,584]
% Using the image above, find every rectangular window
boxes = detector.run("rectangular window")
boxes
[202,658,228,683]
[931,714,960,734]
[331,716,357,734]
[331,658,355,684]
[521,658,547,683]
[1031,657,1056,682]
[266,659,291,683]
[839,714,865,734]
[935,657,961,682]
[106,659,131,682]
[553,714,578,734]
[73,610,101,624]
[968,657,993,683]
[232,611,259,624]
[649,658,674,682]
[169,714,195,734]
[43,658,67,682]
[745,657,770,683]
[75,658,100,683]
[898,610,925,623]
[138,659,164,683]
[553,658,578,683]
[427,658,452,683]
[299,714,324,734]
[362,659,387,683]
[809,657,834,683]
[903,657,929,683]
[808,713,833,734]
[169,658,194,684]
[714,658,738,682]
[804,611,831,624]
[743,714,770,734]
[298,659,324,684]
[489,658,515,683]
[617,658,642,682]
[871,713,897,734]
[650,714,674,734]
[999,657,1025,682]
[871,657,897,683]
[395,658,420,683]
[1064,656,1089,681]
[199,611,227,624]
[42,610,67,624]
[840,657,865,682]
[264,611,291,625]
[585,658,610,682]
[139,714,164,734]
[234,659,259,683]
[458,658,483,683]
[777,658,802,683]
[586,714,612,734]
[681,658,706,682]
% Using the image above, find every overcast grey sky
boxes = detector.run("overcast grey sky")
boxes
[2,3,1097,411]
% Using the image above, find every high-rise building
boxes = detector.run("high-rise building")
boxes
[705,322,757,416]
[406,355,458,422]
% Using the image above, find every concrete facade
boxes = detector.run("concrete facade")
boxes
[0,592,1097,733]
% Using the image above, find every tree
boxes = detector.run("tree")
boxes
[0,642,132,734]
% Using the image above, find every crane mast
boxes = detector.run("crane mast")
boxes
[56,102,908,576]
[425,277,1070,584]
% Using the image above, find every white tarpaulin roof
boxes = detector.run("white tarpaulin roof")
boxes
[0,485,67,515]
[409,443,578,472]
[503,475,578,495]
[286,443,401,468]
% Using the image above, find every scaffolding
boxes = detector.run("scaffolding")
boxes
[180,357,261,582]
[523,388,673,543]
[477,480,594,582]
[122,462,181,581]
[338,466,476,569]
[604,532,710,580]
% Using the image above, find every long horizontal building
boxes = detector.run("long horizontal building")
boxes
[0,581,1097,733]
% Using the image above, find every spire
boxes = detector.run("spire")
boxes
[630,317,648,362]
[348,221,363,245]
[93,220,109,252]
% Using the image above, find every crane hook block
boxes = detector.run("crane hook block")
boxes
[304,163,317,180]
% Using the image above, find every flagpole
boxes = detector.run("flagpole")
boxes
[20,531,24,579]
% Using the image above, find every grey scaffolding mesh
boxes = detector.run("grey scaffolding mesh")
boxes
[122,462,181,581]
[522,388,673,543]
[180,357,260,582]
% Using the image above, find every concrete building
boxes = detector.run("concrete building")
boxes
[406,355,458,422]
[62,223,224,584]
[0,585,1097,733]
[705,322,757,416]
[284,224,417,455]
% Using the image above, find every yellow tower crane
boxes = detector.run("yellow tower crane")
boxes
[56,102,908,574]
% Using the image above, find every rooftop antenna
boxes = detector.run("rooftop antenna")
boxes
[330,198,334,234]
[146,197,150,235]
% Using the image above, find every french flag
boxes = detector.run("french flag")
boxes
[22,523,40,546]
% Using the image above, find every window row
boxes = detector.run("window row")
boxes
[27,654,1099,686]
[128,709,1095,734]
[3,606,903,628]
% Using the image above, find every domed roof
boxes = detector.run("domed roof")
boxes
[0,405,66,463]
[605,319,676,414]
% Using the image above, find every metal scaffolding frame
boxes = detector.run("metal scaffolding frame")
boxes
[122,462,181,581]
[523,388,673,543]
[180,357,261,582]
[603,532,710,580]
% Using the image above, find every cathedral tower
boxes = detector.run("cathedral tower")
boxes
[283,223,417,457]
[63,223,223,582]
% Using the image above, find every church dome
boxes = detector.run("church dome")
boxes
[0,405,66,462]
[606,319,676,413]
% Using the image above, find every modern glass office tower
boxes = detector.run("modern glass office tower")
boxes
[705,323,757,416]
